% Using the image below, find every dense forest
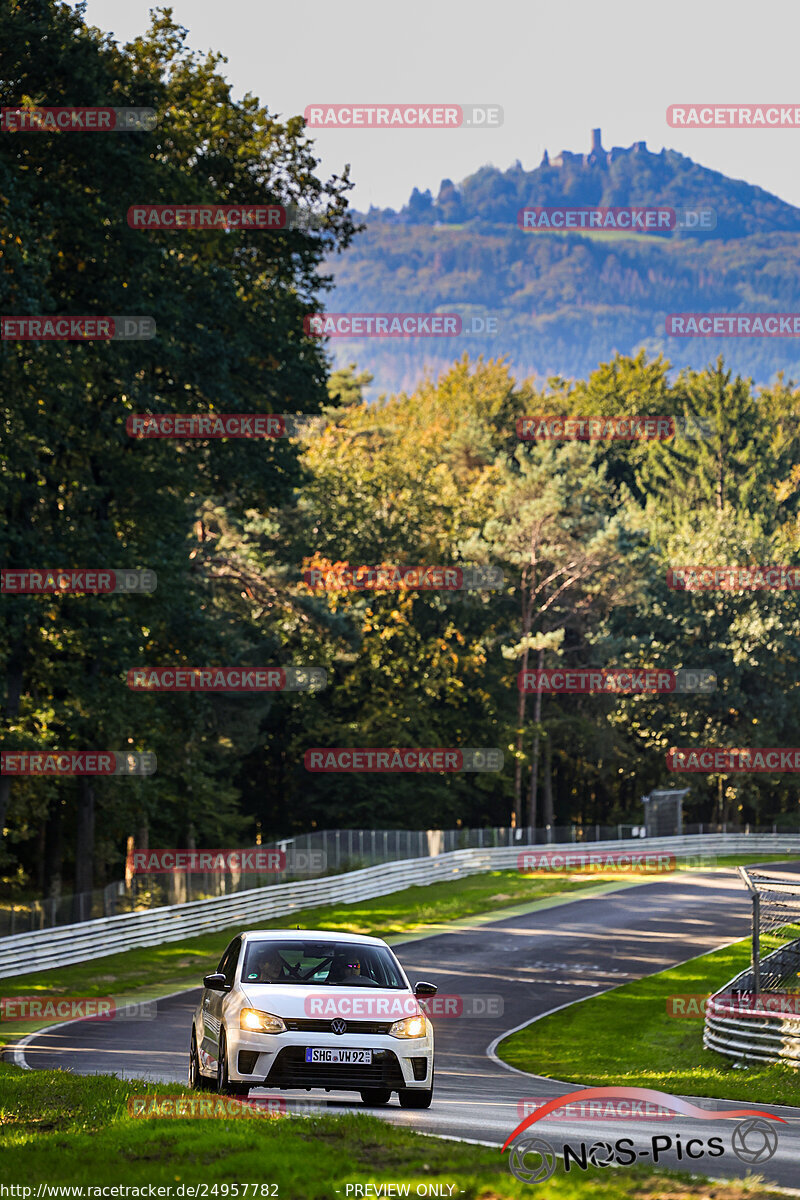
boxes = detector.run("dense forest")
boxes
[2,3,800,904]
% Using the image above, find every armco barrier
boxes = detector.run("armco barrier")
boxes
[1,834,798,978]
[704,935,800,1066]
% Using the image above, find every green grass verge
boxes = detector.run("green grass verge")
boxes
[710,855,800,867]
[0,1063,785,1197]
[497,938,800,1107]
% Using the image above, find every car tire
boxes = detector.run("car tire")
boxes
[217,1029,250,1098]
[360,1088,392,1106]
[398,1087,433,1109]
[398,1068,433,1109]
[189,1029,213,1091]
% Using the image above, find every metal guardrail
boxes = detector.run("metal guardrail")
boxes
[704,942,800,1066]
[2,820,784,937]
[0,822,657,937]
[1,833,798,979]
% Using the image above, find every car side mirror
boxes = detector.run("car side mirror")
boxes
[414,981,438,997]
[203,973,229,991]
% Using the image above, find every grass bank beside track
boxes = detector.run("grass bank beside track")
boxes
[497,937,800,1107]
[1,855,796,1051]
[0,1062,787,1197]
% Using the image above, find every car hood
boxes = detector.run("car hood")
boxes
[239,983,421,1022]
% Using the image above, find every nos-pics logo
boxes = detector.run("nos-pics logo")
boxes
[504,1088,782,1184]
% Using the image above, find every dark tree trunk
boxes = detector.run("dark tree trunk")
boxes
[137,817,149,853]
[514,647,529,828]
[74,777,95,895]
[527,648,545,834]
[36,822,46,892]
[542,733,554,834]
[0,640,25,839]
[44,800,63,899]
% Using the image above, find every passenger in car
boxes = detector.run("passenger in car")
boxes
[250,947,289,982]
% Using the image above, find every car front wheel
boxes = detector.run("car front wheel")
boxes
[189,1029,213,1091]
[360,1088,392,1106]
[217,1029,250,1097]
[398,1087,433,1109]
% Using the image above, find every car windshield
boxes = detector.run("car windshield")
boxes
[241,939,406,988]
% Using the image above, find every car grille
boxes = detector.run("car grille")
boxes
[265,1046,404,1090]
[282,1018,394,1035]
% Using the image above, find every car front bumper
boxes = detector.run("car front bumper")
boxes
[229,1027,434,1091]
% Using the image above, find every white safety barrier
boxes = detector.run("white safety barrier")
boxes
[704,997,800,1066]
[1,833,798,978]
[705,932,800,1066]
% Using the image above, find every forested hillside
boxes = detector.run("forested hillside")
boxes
[327,134,800,392]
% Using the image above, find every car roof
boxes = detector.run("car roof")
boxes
[239,929,389,947]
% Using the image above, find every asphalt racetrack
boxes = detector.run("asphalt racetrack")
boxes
[19,867,800,1189]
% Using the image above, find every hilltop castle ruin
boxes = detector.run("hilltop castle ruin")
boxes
[543,129,650,169]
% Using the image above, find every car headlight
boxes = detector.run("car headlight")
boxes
[240,1008,286,1034]
[389,1014,427,1039]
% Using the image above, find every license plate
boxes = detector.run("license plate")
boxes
[305,1048,372,1064]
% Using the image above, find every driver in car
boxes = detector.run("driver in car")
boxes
[327,954,370,985]
[250,946,289,982]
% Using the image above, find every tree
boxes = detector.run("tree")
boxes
[0,1,356,890]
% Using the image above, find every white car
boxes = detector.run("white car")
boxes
[189,929,437,1108]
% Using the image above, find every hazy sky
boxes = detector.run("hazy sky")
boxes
[74,0,800,212]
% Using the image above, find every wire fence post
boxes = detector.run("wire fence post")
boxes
[752,890,761,995]
[738,867,761,995]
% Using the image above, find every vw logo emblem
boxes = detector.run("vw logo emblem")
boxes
[331,1018,347,1035]
[731,1117,779,1164]
[508,1136,557,1185]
